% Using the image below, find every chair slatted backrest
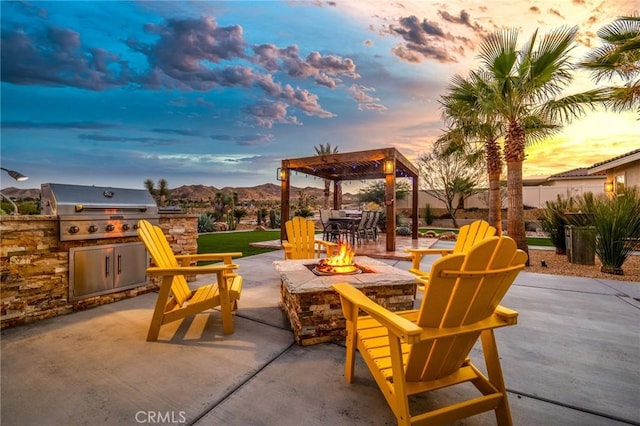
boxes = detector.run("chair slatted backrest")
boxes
[357,211,369,232]
[405,236,526,382]
[285,217,318,259]
[319,209,331,226]
[137,220,192,307]
[453,220,497,254]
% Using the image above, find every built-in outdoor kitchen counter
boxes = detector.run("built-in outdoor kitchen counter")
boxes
[0,213,198,329]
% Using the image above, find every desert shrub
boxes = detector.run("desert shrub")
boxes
[396,226,411,236]
[539,195,576,255]
[573,188,640,275]
[198,213,215,233]
[424,203,435,225]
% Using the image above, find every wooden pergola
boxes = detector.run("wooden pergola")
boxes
[279,147,419,251]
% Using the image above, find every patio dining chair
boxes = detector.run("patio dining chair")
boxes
[282,216,337,259]
[137,219,243,341]
[333,236,527,425]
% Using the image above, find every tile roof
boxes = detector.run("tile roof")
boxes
[590,148,640,168]
[548,167,592,179]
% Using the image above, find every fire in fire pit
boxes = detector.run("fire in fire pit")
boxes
[314,242,360,275]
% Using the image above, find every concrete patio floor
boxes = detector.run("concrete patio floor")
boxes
[2,242,639,426]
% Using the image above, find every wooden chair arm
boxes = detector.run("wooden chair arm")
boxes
[146,263,239,276]
[404,248,454,256]
[404,248,454,274]
[495,305,518,322]
[175,252,242,263]
[417,308,519,342]
[282,241,294,259]
[332,283,422,344]
[315,239,338,256]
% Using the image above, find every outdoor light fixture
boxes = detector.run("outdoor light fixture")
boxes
[0,167,29,215]
[604,181,614,193]
[277,167,286,181]
[383,159,394,174]
[1,167,28,182]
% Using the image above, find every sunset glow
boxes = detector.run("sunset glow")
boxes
[1,1,638,190]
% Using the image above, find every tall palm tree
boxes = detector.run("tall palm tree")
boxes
[438,73,505,234]
[476,26,601,256]
[314,143,339,209]
[579,15,640,115]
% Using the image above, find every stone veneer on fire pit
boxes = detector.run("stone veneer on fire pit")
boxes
[274,256,417,345]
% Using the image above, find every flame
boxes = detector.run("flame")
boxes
[317,242,357,274]
[325,241,355,266]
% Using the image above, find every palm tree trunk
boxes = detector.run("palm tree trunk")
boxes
[486,137,503,235]
[505,121,529,262]
[488,172,502,235]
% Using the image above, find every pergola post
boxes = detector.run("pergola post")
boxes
[280,161,290,242]
[384,158,396,252]
[333,180,340,209]
[412,176,419,240]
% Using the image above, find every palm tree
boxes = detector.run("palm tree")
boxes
[314,143,339,209]
[579,15,640,115]
[438,73,505,234]
[476,26,601,256]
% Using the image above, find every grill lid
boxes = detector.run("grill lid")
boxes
[41,183,159,216]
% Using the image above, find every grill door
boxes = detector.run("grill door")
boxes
[69,242,148,300]
[114,243,147,289]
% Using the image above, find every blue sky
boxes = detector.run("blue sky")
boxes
[1,0,638,192]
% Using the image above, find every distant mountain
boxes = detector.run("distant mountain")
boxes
[0,187,41,200]
[2,183,354,203]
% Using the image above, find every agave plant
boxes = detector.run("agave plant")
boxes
[538,194,576,254]
[574,188,640,275]
[197,213,215,233]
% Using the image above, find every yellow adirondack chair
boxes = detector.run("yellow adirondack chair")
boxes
[282,216,337,260]
[137,219,243,341]
[405,219,497,277]
[333,236,527,426]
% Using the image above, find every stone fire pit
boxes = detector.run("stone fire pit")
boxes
[274,256,417,345]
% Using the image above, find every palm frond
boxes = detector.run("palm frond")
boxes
[478,29,519,80]
[540,89,604,123]
[600,82,640,114]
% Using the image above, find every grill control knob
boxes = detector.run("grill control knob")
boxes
[105,224,115,232]
[133,224,139,230]
[69,226,80,234]
[88,225,99,233]
[122,224,130,231]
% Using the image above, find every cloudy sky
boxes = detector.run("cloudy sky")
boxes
[1,0,638,192]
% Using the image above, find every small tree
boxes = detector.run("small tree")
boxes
[144,178,170,206]
[357,180,411,206]
[293,189,315,218]
[416,146,484,227]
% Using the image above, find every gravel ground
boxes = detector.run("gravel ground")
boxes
[525,249,640,282]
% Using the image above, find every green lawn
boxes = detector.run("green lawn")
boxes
[197,230,280,258]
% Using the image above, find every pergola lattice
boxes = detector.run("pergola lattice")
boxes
[280,147,419,251]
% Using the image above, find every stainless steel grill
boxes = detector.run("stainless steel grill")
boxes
[41,183,159,241]
[40,183,160,300]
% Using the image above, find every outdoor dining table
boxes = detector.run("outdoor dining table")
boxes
[328,216,360,245]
